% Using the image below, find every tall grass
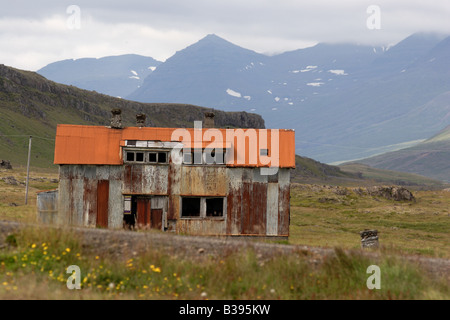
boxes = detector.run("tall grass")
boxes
[0,226,448,300]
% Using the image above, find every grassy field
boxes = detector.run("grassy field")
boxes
[289,184,450,258]
[0,225,448,300]
[0,167,449,300]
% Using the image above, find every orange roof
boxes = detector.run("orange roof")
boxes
[54,124,295,168]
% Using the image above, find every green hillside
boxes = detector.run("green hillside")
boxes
[353,126,450,182]
[0,64,264,168]
[292,155,445,189]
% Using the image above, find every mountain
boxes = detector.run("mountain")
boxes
[2,62,443,188]
[292,154,444,188]
[0,64,264,168]
[37,54,162,98]
[352,125,450,182]
[370,33,445,73]
[125,33,450,164]
[37,33,450,166]
[128,34,270,107]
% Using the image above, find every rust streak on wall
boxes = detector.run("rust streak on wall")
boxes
[253,182,267,235]
[131,165,143,194]
[124,165,132,193]
[241,182,252,235]
[226,187,241,235]
[83,178,97,227]
[167,160,178,220]
[278,183,290,236]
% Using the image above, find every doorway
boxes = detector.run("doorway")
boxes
[123,196,164,231]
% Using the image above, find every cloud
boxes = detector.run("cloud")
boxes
[0,15,202,70]
[1,0,450,70]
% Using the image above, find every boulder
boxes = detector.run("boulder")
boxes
[367,186,415,201]
[0,160,12,170]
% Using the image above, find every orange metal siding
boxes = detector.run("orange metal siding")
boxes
[54,124,295,168]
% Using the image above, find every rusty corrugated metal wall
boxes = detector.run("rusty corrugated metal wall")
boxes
[58,165,124,228]
[57,163,290,237]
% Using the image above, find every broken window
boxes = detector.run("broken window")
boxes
[206,198,224,217]
[136,152,145,162]
[181,197,225,218]
[183,149,226,165]
[183,152,193,164]
[158,152,167,163]
[124,149,169,164]
[124,196,132,214]
[127,140,137,146]
[181,197,201,217]
[203,149,215,164]
[148,152,157,163]
[126,151,135,162]
[193,150,203,165]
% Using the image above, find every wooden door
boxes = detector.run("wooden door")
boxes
[136,197,151,228]
[96,180,109,228]
[151,209,163,230]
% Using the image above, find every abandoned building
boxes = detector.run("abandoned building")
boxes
[51,111,295,238]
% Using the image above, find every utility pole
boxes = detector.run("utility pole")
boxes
[25,136,32,205]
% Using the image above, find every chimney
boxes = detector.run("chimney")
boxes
[203,112,215,128]
[110,109,122,129]
[136,114,146,127]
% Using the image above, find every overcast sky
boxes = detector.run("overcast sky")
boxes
[1,0,450,71]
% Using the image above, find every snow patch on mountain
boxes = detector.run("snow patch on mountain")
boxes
[307,82,324,87]
[226,88,242,98]
[291,66,318,73]
[328,69,348,75]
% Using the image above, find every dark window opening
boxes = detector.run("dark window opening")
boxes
[158,152,167,163]
[123,196,137,230]
[126,152,135,162]
[260,149,269,156]
[127,140,137,146]
[181,197,201,217]
[148,152,157,163]
[136,152,144,162]
[124,149,169,164]
[206,198,224,217]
